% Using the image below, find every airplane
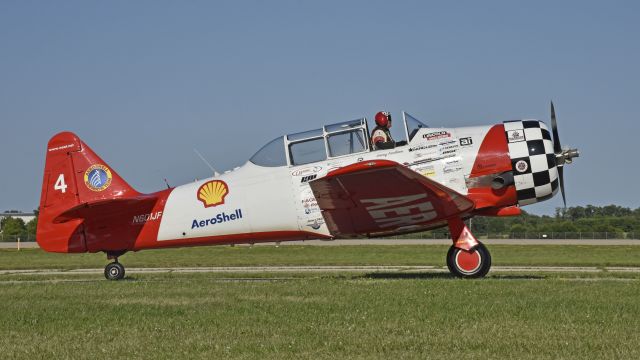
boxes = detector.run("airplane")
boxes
[37,103,579,280]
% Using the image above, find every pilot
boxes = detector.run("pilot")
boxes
[371,111,396,150]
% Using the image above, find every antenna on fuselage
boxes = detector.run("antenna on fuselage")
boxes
[193,148,220,177]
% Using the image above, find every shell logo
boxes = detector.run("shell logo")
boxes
[197,180,229,208]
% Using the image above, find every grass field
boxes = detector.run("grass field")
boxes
[1,245,640,359]
[2,244,640,269]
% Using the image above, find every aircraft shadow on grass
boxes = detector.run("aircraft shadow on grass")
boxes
[360,272,546,280]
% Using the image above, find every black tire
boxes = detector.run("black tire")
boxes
[104,262,125,280]
[446,243,491,278]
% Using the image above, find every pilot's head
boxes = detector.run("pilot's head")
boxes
[375,111,392,128]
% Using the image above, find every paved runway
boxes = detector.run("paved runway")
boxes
[1,265,640,277]
[1,239,639,249]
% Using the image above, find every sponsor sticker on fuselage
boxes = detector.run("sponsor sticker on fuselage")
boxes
[416,165,436,177]
[191,209,243,229]
[507,130,525,143]
[515,160,528,173]
[459,137,473,146]
[197,180,229,208]
[291,166,322,177]
[423,131,451,141]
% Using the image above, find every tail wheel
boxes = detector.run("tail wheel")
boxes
[446,243,491,278]
[104,262,125,280]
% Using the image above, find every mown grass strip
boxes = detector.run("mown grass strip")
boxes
[1,245,640,270]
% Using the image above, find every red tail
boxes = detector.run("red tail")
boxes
[37,132,140,252]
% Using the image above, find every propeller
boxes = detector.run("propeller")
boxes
[550,101,579,208]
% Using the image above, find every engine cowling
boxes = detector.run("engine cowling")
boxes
[503,120,560,206]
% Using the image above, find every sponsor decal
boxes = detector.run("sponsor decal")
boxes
[423,131,451,141]
[132,211,163,225]
[301,174,317,183]
[191,209,243,229]
[443,166,463,174]
[507,130,525,143]
[416,165,436,177]
[84,164,113,192]
[439,144,459,153]
[197,180,229,208]
[306,218,324,230]
[459,137,473,146]
[304,206,320,215]
[291,166,322,177]
[409,144,437,152]
[300,188,320,215]
[360,194,437,228]
[410,154,456,166]
[515,160,528,173]
[444,157,461,166]
[48,143,75,152]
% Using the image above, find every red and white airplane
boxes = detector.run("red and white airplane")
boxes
[37,103,578,279]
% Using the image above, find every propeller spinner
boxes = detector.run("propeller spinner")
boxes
[550,101,580,207]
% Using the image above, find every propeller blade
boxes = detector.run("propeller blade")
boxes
[550,101,562,154]
[557,164,566,208]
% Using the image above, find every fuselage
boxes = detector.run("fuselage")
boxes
[130,118,558,251]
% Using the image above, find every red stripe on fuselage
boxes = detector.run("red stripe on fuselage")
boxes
[133,230,331,251]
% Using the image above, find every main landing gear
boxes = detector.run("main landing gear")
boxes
[446,218,492,278]
[104,251,127,280]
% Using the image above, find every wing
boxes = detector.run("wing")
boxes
[309,160,475,238]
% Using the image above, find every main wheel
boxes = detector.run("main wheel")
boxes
[104,262,125,280]
[446,243,491,278]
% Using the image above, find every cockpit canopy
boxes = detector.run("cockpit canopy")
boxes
[249,114,428,167]
[250,119,369,167]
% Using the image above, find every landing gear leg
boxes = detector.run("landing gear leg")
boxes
[446,218,491,278]
[104,251,127,280]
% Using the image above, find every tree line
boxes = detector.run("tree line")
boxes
[1,205,639,241]
[468,205,640,236]
[1,215,38,240]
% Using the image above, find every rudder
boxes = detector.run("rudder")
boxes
[37,132,139,252]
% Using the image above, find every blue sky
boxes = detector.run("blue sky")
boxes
[1,1,638,215]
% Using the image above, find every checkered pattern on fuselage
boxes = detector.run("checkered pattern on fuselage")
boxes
[504,120,559,206]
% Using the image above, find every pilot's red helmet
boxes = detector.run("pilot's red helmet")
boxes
[375,111,391,127]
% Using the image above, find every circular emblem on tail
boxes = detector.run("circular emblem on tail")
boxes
[84,164,113,192]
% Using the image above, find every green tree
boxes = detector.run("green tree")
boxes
[26,216,38,240]
[509,224,527,235]
[1,217,27,240]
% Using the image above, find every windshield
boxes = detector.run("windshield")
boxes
[249,136,287,167]
[404,112,429,141]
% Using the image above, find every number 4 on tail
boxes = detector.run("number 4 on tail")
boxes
[54,174,68,193]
